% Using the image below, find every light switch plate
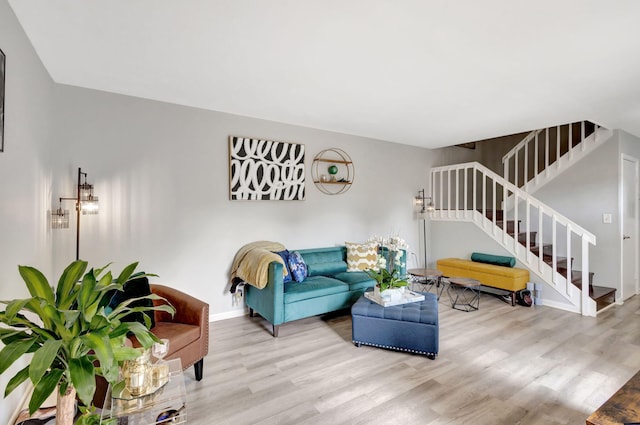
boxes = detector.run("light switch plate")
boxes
[603,213,612,224]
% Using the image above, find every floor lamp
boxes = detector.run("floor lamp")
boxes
[51,168,99,260]
[415,189,434,268]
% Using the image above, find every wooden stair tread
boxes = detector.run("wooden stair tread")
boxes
[590,285,616,299]
[481,207,613,310]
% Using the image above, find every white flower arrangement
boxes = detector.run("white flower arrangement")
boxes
[366,234,409,291]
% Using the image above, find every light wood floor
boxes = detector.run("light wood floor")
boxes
[183,293,640,425]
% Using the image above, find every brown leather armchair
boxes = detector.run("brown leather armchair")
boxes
[93,283,209,407]
[147,284,209,380]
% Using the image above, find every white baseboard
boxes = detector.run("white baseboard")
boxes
[210,308,246,322]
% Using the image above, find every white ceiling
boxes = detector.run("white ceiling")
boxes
[8,0,640,149]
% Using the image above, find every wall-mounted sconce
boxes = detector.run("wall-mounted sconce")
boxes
[50,167,99,260]
[415,188,435,213]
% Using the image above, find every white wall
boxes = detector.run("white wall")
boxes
[0,0,56,422]
[48,84,479,321]
[533,134,621,298]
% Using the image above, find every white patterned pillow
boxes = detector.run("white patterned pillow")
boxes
[346,242,378,272]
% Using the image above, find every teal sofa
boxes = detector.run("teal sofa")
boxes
[245,246,406,336]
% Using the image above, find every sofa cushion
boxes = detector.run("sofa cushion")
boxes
[105,274,155,329]
[332,271,376,291]
[346,242,378,271]
[471,252,516,267]
[307,261,348,277]
[298,247,347,276]
[288,251,308,282]
[275,249,292,282]
[283,276,348,303]
[131,321,199,358]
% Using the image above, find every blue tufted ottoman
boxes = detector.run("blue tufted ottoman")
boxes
[351,292,438,359]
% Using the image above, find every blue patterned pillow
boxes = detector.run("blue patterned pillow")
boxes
[275,250,292,283]
[288,251,308,282]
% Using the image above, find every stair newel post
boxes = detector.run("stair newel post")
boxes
[524,140,529,187]
[439,169,444,218]
[482,172,487,225]
[556,125,561,167]
[534,131,539,183]
[569,122,574,160]
[581,236,592,316]
[524,197,540,263]
[545,127,550,177]
[514,190,519,256]
[492,178,497,237]
[552,215,559,287]
[447,169,452,217]
[504,157,509,187]
[502,181,507,245]
[472,165,477,216]
[538,206,544,273]
[566,224,572,294]
[515,149,519,188]
[463,167,468,215]
[455,167,460,218]
[581,121,586,152]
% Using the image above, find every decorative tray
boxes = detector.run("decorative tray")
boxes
[364,290,425,307]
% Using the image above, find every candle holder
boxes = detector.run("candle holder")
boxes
[122,348,151,397]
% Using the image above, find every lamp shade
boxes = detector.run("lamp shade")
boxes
[81,196,99,215]
[51,208,70,229]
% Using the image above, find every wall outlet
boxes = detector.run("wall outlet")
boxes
[603,213,612,224]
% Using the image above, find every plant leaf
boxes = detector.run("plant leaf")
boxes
[18,266,55,305]
[24,298,53,330]
[59,309,81,329]
[30,339,63,385]
[69,356,96,406]
[56,260,87,310]
[0,337,37,375]
[5,299,30,321]
[4,364,29,397]
[115,262,139,285]
[0,328,31,345]
[81,331,118,382]
[124,321,159,348]
[112,345,145,362]
[28,368,63,415]
[77,271,98,323]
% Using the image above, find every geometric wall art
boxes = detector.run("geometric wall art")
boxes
[229,136,305,200]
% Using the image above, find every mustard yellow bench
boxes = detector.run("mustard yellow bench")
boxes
[436,257,529,306]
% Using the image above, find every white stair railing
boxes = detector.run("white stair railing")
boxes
[431,161,597,316]
[502,121,604,192]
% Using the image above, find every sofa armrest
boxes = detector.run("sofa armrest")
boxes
[150,284,209,329]
[245,261,285,326]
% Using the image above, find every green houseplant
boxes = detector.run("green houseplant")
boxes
[0,260,174,425]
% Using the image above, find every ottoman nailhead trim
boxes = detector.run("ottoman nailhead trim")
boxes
[353,340,437,358]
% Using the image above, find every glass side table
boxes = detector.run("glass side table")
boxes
[100,358,187,424]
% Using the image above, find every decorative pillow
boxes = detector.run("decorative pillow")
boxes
[287,251,308,282]
[346,242,378,272]
[275,249,292,282]
[105,273,155,330]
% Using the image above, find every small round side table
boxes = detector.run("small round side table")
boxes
[408,268,445,300]
[446,277,481,312]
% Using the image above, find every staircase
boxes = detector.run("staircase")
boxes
[486,209,616,311]
[502,121,613,196]
[430,161,613,316]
